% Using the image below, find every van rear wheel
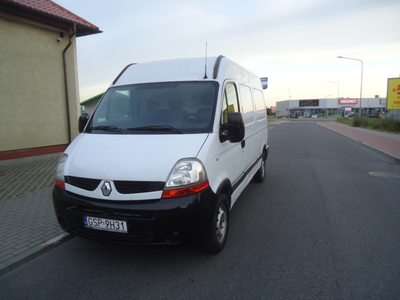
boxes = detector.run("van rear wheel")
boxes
[254,155,266,183]
[199,194,229,253]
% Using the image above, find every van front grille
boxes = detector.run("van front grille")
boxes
[65,176,164,194]
[114,181,164,194]
[65,176,101,191]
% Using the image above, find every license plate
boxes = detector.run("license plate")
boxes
[84,216,128,233]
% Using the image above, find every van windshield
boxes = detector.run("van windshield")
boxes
[86,81,219,134]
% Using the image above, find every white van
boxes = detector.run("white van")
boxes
[53,56,269,253]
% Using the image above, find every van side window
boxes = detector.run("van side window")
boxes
[239,85,255,125]
[222,83,239,123]
[253,89,266,122]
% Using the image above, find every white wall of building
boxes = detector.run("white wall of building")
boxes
[276,97,387,118]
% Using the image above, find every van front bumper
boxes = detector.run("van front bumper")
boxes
[52,185,217,245]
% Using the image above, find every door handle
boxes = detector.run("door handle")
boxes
[241,140,245,148]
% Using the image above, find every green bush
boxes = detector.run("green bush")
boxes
[381,118,400,132]
[337,117,352,125]
[372,122,381,130]
[352,117,361,127]
[336,117,400,133]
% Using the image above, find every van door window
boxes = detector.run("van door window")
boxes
[222,83,239,124]
[239,85,254,126]
[253,89,266,122]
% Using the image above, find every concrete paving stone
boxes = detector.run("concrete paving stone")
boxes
[1,242,15,250]
[0,236,19,244]
[0,237,17,244]
[0,248,17,257]
[0,246,17,254]
[26,233,46,241]
[43,234,58,241]
[0,254,14,263]
[0,155,60,202]
[12,241,31,250]
[43,228,61,235]
[11,232,33,240]
[2,227,20,235]
[0,154,67,275]
[12,246,31,256]
[16,231,35,243]
[0,233,11,240]
[0,240,19,248]
[27,234,47,242]
[0,249,15,259]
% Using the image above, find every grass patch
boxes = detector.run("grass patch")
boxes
[336,117,400,134]
[336,117,352,126]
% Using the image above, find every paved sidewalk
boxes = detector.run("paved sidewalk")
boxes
[318,121,400,159]
[0,153,72,276]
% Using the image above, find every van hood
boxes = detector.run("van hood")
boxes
[64,133,208,182]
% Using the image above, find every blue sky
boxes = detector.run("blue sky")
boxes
[54,0,400,107]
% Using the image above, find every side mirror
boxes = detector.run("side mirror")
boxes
[219,112,245,143]
[78,115,89,133]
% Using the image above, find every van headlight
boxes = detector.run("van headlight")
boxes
[162,159,209,198]
[55,154,68,189]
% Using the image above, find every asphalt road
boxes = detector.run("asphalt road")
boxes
[1,121,399,299]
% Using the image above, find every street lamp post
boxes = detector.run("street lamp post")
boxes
[324,95,330,117]
[287,89,291,118]
[337,56,363,118]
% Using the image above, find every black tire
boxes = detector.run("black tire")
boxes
[254,155,266,183]
[199,194,229,253]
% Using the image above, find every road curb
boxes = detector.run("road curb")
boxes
[0,233,74,277]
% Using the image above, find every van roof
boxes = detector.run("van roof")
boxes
[112,56,262,89]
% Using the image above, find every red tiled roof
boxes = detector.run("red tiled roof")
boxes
[1,0,101,36]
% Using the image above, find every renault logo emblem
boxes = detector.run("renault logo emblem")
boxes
[101,181,112,196]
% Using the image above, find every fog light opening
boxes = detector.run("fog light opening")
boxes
[166,231,181,245]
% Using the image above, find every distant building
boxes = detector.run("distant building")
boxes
[276,97,387,118]
[80,92,104,116]
[0,0,101,160]
[270,106,276,114]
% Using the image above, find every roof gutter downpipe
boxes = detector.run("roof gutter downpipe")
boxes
[62,23,76,144]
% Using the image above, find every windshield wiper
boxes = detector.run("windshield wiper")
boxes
[89,125,125,134]
[126,125,183,134]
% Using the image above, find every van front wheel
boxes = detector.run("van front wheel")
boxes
[199,194,229,253]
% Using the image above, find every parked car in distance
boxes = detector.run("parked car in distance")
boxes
[367,113,379,119]
[346,113,356,119]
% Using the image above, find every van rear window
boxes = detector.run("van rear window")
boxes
[86,82,219,134]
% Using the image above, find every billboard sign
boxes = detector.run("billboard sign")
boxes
[339,98,358,105]
[387,78,400,110]
[299,99,319,107]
